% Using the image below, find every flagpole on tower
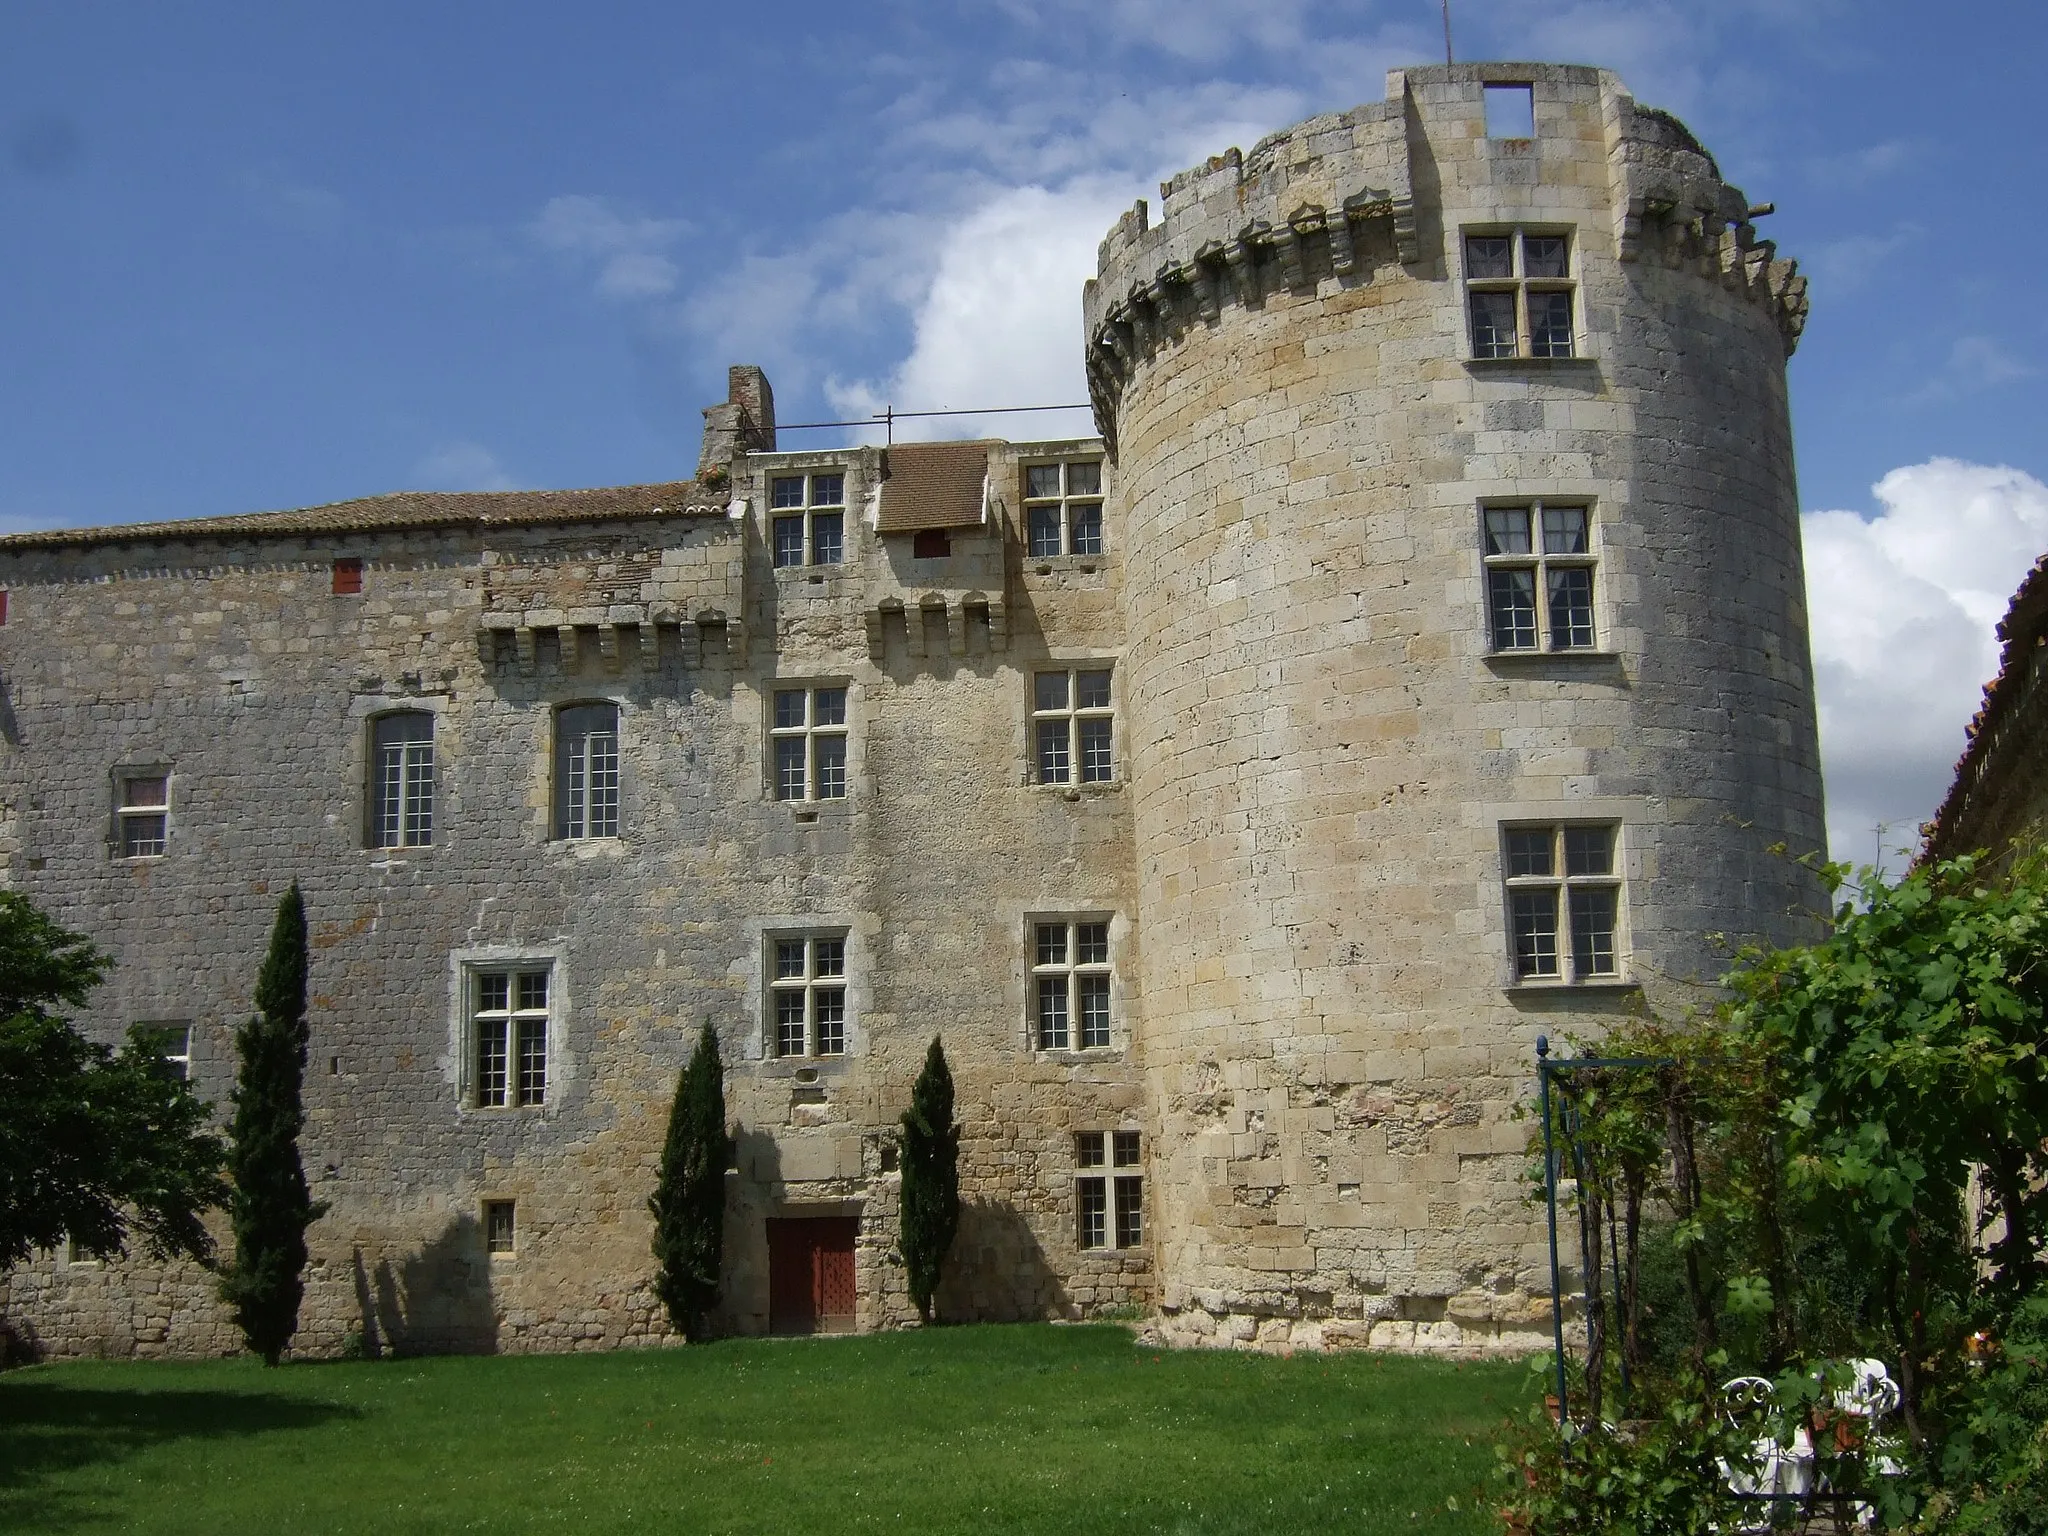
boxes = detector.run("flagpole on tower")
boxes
[1442,0,1454,65]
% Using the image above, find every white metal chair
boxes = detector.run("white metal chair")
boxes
[1717,1375,1813,1532]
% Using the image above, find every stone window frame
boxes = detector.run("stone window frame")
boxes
[767,680,851,808]
[367,709,437,850]
[764,929,852,1060]
[112,765,171,859]
[1479,499,1600,654]
[1461,225,1577,361]
[1500,821,1626,985]
[1030,663,1117,787]
[553,700,622,842]
[1027,913,1117,1053]
[450,945,569,1114]
[1021,456,1106,561]
[133,1020,193,1082]
[484,1199,517,1256]
[1075,1129,1145,1251]
[770,469,848,570]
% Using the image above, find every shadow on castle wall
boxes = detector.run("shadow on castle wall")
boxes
[350,1215,499,1357]
[936,1199,1068,1323]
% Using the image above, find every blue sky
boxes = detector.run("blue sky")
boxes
[4,1,2045,865]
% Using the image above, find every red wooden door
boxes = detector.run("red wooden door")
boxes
[768,1217,859,1334]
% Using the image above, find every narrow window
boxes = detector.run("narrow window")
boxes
[473,967,550,1107]
[767,932,850,1058]
[1032,667,1115,785]
[331,557,364,596]
[117,773,170,858]
[554,703,620,839]
[1502,824,1623,982]
[370,711,435,848]
[769,685,849,804]
[1482,503,1597,653]
[1031,917,1114,1051]
[484,1200,517,1254]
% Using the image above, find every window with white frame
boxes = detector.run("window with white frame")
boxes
[116,771,169,857]
[370,711,435,848]
[1482,503,1597,652]
[770,685,849,803]
[771,471,846,568]
[135,1021,192,1081]
[1031,918,1113,1050]
[1032,667,1114,785]
[1024,460,1104,558]
[1503,823,1623,982]
[554,703,620,839]
[471,966,551,1107]
[1464,230,1575,359]
[1076,1130,1143,1250]
[768,932,848,1058]
[484,1199,517,1254]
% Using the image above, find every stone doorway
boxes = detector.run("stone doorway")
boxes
[767,1216,859,1335]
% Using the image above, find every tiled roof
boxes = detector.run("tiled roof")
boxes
[874,441,992,533]
[0,481,718,552]
[1924,552,2048,859]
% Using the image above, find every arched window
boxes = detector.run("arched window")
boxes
[554,703,620,840]
[369,711,435,848]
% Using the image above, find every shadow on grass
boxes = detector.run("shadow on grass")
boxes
[0,1381,359,1529]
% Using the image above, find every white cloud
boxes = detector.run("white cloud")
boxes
[1803,458,2048,871]
[531,195,689,301]
[823,181,1131,442]
[1805,226,1914,297]
[412,440,518,492]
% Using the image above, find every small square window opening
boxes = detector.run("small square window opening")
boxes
[331,557,364,596]
[1483,83,1536,140]
[117,772,170,858]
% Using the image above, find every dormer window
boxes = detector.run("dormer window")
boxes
[771,472,846,568]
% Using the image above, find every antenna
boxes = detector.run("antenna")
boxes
[1442,0,1453,65]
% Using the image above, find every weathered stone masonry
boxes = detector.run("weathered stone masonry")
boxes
[0,63,1824,1359]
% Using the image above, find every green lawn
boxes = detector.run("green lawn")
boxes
[1,1324,1527,1534]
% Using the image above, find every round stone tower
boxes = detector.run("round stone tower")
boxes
[1085,63,1824,1349]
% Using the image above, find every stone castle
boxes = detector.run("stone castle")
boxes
[0,62,1825,1359]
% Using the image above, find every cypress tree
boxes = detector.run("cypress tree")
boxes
[650,1020,731,1341]
[898,1036,960,1324]
[220,884,325,1365]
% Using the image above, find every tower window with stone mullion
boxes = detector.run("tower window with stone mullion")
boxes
[473,968,549,1108]
[770,686,848,803]
[1032,918,1113,1049]
[1502,825,1622,982]
[1464,230,1575,360]
[1483,504,1596,652]
[769,934,847,1058]
[771,472,846,568]
[1024,460,1104,557]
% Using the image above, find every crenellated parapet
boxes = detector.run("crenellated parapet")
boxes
[1086,65,1809,456]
